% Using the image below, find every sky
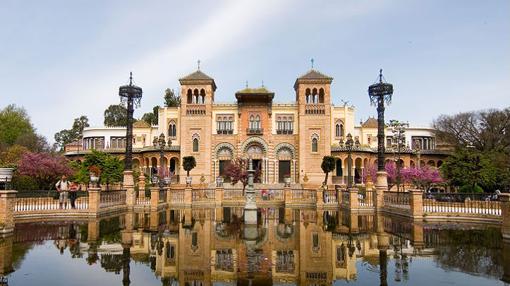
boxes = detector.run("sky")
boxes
[1,0,509,142]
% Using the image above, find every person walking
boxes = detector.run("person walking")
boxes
[55,175,70,209]
[69,182,80,209]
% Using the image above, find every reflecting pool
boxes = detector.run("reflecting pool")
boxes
[2,208,509,285]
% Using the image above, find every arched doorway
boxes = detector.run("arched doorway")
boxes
[355,158,362,184]
[276,146,293,183]
[217,146,233,182]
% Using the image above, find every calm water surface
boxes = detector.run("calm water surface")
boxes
[2,208,509,286]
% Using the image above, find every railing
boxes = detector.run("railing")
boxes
[290,189,316,203]
[186,104,206,116]
[256,189,284,202]
[159,189,167,203]
[168,189,185,204]
[359,190,375,208]
[322,190,338,204]
[383,191,410,209]
[246,128,263,135]
[223,189,244,201]
[136,192,150,205]
[423,193,501,216]
[99,190,126,208]
[14,196,89,212]
[192,189,216,202]
[305,104,325,115]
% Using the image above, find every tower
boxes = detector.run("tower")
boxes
[178,69,217,184]
[294,69,333,185]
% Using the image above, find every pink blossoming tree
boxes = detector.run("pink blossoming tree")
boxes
[17,152,74,190]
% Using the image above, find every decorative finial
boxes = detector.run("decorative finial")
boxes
[129,72,133,85]
[379,69,383,83]
[261,80,264,87]
[197,60,201,70]
[311,58,314,69]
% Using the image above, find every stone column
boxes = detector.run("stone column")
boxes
[124,170,136,209]
[150,186,159,212]
[215,186,223,207]
[88,187,101,215]
[0,235,13,277]
[138,173,146,199]
[0,190,16,234]
[87,219,100,242]
[411,223,424,250]
[501,194,510,241]
[409,190,423,219]
[375,171,387,210]
[348,188,359,210]
[184,186,192,208]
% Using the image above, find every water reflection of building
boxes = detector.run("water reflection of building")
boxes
[3,210,508,285]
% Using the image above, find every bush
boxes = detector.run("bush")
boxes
[12,175,39,191]
[459,184,484,193]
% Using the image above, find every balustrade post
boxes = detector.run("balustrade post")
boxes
[409,190,423,219]
[150,187,159,211]
[284,186,292,205]
[375,171,387,211]
[348,188,359,210]
[215,186,224,207]
[124,170,136,209]
[501,194,510,241]
[88,187,101,215]
[0,190,16,234]
[411,223,425,250]
[316,187,324,208]
[87,219,100,242]
[184,187,192,208]
[138,173,146,201]
[0,235,13,276]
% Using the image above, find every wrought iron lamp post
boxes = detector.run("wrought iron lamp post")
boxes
[345,133,354,188]
[368,69,393,190]
[119,72,143,186]
[153,133,167,191]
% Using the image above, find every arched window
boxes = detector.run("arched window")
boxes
[312,88,318,104]
[249,115,254,129]
[335,124,340,137]
[168,121,176,137]
[255,115,260,129]
[193,89,199,104]
[200,89,206,104]
[193,138,199,152]
[311,138,318,152]
[187,89,192,104]
[319,88,325,103]
[305,88,311,104]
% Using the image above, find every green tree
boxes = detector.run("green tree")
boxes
[104,104,128,127]
[321,156,336,185]
[164,89,180,107]
[0,104,35,147]
[441,148,498,192]
[74,150,124,189]
[54,116,90,151]
[182,156,196,177]
[0,145,29,168]
[141,106,160,126]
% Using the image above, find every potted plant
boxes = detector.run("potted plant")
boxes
[283,174,291,187]
[182,156,196,186]
[88,165,101,187]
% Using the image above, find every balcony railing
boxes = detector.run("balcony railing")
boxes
[186,104,206,116]
[246,128,263,135]
[305,104,325,115]
[216,129,234,135]
[276,129,293,135]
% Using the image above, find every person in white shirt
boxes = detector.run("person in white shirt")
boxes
[55,175,70,209]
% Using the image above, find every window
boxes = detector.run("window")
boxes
[312,233,319,251]
[192,138,199,152]
[216,115,234,134]
[276,114,294,134]
[110,136,126,149]
[412,136,435,150]
[311,138,318,152]
[249,114,261,130]
[386,136,393,148]
[168,121,177,137]
[83,137,105,150]
[191,232,198,250]
[276,250,295,273]
[215,249,234,272]
[335,121,344,137]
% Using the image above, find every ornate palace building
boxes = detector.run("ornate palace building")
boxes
[64,68,448,186]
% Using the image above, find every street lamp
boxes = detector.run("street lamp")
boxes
[153,133,167,190]
[345,133,354,188]
[119,72,143,185]
[368,69,393,189]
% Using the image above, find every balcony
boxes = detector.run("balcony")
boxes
[305,104,325,115]
[216,129,234,135]
[186,104,206,116]
[246,128,263,135]
[276,129,293,135]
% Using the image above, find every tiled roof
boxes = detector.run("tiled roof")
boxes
[133,120,150,128]
[179,70,217,91]
[362,117,378,128]
[297,69,333,80]
[236,86,273,94]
